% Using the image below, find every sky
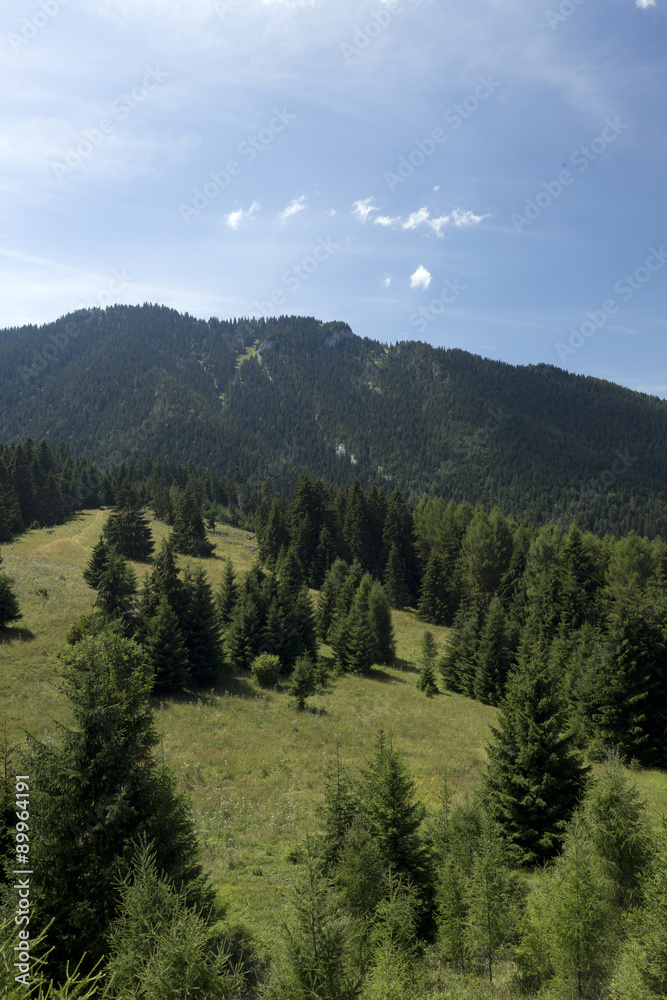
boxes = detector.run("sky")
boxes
[1,0,666,396]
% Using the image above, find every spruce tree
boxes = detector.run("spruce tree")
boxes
[383,543,410,610]
[181,566,224,688]
[225,593,261,670]
[473,598,514,706]
[102,480,154,562]
[216,558,239,628]
[0,553,22,628]
[416,630,439,696]
[417,549,448,625]
[94,549,137,624]
[26,624,211,978]
[359,732,429,890]
[368,581,395,665]
[145,596,190,694]
[289,654,317,710]
[171,476,215,558]
[483,644,586,865]
[317,752,360,872]
[82,535,110,589]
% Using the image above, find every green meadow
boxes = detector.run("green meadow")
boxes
[1,511,666,950]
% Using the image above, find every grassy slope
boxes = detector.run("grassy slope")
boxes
[1,512,666,949]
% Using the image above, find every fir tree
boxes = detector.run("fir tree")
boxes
[317,751,360,872]
[359,732,429,890]
[417,549,448,625]
[216,558,239,628]
[383,543,410,610]
[94,549,137,623]
[181,565,224,688]
[145,596,190,694]
[473,598,514,706]
[26,624,212,978]
[368,581,395,665]
[483,644,586,865]
[225,593,261,670]
[102,480,154,562]
[289,654,317,710]
[416,630,439,697]
[82,535,110,590]
[171,475,215,558]
[0,553,22,628]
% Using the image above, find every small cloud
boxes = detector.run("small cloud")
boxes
[636,0,656,7]
[433,185,440,191]
[403,207,431,230]
[352,197,378,223]
[226,200,259,230]
[410,265,431,290]
[327,209,337,216]
[449,207,489,227]
[383,276,392,287]
[275,195,306,223]
[374,215,399,227]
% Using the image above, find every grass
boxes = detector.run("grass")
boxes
[1,511,666,949]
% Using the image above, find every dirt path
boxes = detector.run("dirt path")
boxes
[33,509,105,556]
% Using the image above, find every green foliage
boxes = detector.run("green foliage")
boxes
[367,581,395,665]
[216,558,239,627]
[26,623,211,978]
[483,643,586,865]
[0,566,22,628]
[102,481,154,562]
[181,565,224,688]
[251,652,281,688]
[289,654,317,710]
[103,839,243,1000]
[82,535,110,590]
[416,630,439,696]
[145,596,190,694]
[94,549,138,623]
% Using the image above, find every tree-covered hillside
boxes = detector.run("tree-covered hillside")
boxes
[1,304,667,536]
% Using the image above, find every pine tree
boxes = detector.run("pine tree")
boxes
[289,654,317,710]
[473,598,514,706]
[0,553,22,628]
[145,596,190,694]
[317,752,360,872]
[148,464,173,523]
[82,535,110,589]
[94,549,137,623]
[171,475,215,558]
[181,566,224,688]
[383,543,410,610]
[26,624,212,978]
[102,480,154,562]
[368,582,395,665]
[483,644,586,865]
[225,593,261,670]
[359,732,429,890]
[417,549,448,625]
[216,557,239,628]
[416,630,439,696]
[278,543,305,601]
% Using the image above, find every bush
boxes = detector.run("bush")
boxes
[252,653,281,688]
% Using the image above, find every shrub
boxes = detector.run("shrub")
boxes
[252,653,281,688]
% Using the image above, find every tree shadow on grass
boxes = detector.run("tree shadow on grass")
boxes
[392,656,419,675]
[366,665,407,684]
[0,626,36,644]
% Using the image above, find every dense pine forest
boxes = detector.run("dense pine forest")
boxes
[2,305,667,536]
[1,307,667,998]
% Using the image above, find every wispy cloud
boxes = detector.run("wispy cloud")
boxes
[382,276,392,287]
[636,0,656,7]
[409,265,431,290]
[226,200,259,230]
[352,197,378,223]
[367,204,489,237]
[275,194,306,222]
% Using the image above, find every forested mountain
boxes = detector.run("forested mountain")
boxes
[1,304,666,536]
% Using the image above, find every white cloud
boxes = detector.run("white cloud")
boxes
[449,207,489,227]
[410,265,431,290]
[327,209,337,216]
[275,195,306,222]
[226,200,259,229]
[636,0,656,7]
[383,276,392,287]
[352,197,378,223]
[403,207,431,230]
[374,215,399,227]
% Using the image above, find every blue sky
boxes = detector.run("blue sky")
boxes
[1,0,666,395]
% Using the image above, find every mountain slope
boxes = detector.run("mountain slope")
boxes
[1,304,666,535]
